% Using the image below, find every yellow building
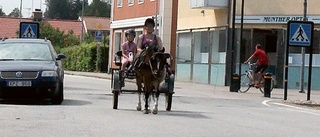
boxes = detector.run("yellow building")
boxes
[176,0,320,89]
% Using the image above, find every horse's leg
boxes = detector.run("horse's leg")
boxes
[152,85,160,114]
[135,73,142,111]
[144,90,150,114]
[136,83,142,111]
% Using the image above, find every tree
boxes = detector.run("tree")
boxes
[39,22,80,52]
[70,0,89,20]
[45,0,73,19]
[85,0,111,17]
[8,8,20,17]
[0,8,6,16]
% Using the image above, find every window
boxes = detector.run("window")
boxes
[114,32,122,52]
[117,0,123,7]
[128,0,134,6]
[177,29,226,64]
[138,0,144,4]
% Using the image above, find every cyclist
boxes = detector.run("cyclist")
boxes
[244,44,269,87]
[121,29,137,71]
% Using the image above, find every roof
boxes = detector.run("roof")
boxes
[0,17,31,38]
[0,17,82,38]
[45,19,82,36]
[81,16,110,31]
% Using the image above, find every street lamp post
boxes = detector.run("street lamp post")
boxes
[20,0,22,22]
[299,0,307,93]
[80,0,85,43]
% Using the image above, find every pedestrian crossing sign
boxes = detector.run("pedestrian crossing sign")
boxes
[287,21,313,47]
[19,22,39,38]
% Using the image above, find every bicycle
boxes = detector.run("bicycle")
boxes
[239,62,274,93]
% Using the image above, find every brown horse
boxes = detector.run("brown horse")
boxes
[134,45,167,114]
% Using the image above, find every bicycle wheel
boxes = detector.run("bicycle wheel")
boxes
[259,77,274,93]
[239,74,251,93]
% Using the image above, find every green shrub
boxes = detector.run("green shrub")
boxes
[60,42,109,72]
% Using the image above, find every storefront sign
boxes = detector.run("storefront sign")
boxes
[235,16,320,24]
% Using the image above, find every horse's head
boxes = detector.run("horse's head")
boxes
[149,52,167,78]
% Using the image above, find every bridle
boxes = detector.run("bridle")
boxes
[147,52,164,78]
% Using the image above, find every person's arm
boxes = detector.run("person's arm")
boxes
[244,54,254,64]
[244,51,257,64]
[156,36,164,51]
[121,43,129,60]
[136,35,143,52]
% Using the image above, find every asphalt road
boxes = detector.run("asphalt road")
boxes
[0,74,319,137]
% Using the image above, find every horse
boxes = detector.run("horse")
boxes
[133,45,167,114]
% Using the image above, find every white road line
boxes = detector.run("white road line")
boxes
[263,100,320,116]
[261,99,271,107]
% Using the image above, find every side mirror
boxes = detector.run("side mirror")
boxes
[56,54,66,60]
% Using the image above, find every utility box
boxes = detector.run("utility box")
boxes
[190,0,228,9]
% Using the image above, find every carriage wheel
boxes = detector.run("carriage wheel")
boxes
[112,71,121,109]
[113,90,119,109]
[165,93,172,111]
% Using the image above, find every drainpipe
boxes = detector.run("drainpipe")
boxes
[155,0,158,35]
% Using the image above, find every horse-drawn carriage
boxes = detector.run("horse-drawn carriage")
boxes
[111,46,175,114]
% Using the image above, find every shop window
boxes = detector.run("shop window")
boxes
[177,29,226,64]
[177,33,192,63]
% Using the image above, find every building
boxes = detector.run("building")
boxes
[109,0,178,71]
[79,16,111,37]
[177,0,320,90]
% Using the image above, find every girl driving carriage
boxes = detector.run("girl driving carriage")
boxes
[135,18,165,67]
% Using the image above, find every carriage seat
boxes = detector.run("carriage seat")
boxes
[115,51,136,79]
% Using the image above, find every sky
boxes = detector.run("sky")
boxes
[0,0,93,18]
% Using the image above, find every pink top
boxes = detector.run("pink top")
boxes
[122,42,137,56]
[141,34,158,49]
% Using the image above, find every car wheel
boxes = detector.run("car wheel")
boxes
[52,82,64,105]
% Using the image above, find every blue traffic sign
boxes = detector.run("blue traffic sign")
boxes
[288,21,313,47]
[95,30,103,41]
[19,22,39,38]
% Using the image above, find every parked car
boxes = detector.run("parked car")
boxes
[0,38,66,104]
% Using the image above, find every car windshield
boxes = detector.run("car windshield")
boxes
[0,43,53,61]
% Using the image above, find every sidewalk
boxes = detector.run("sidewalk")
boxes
[65,71,320,109]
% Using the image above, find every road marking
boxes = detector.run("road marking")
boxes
[262,100,320,116]
[262,100,271,106]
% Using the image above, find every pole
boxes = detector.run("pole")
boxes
[32,0,33,12]
[299,0,307,93]
[20,0,22,22]
[239,0,244,78]
[229,0,236,91]
[81,0,85,43]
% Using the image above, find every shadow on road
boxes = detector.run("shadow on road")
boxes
[0,99,92,106]
[159,110,211,119]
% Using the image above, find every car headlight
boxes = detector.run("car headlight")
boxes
[42,71,58,77]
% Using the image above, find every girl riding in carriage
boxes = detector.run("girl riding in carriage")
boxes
[121,29,137,71]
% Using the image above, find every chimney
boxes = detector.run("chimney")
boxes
[33,9,43,21]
